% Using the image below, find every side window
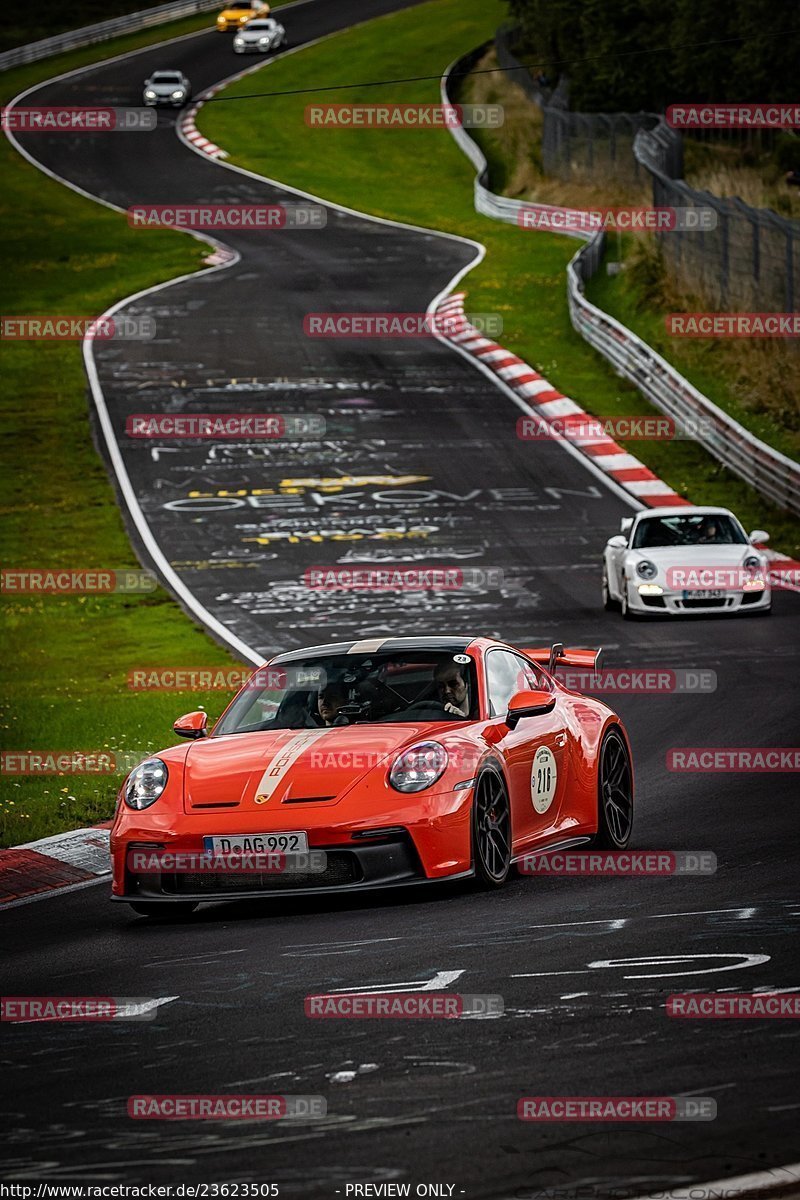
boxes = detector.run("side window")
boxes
[514,654,544,691]
[486,651,540,718]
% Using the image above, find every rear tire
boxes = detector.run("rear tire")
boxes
[592,727,634,848]
[472,764,512,888]
[129,902,198,919]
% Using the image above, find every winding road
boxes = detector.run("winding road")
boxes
[2,0,799,1193]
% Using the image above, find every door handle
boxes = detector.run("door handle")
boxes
[554,732,567,747]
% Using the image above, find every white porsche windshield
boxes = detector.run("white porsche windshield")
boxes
[632,514,747,549]
[214,650,478,735]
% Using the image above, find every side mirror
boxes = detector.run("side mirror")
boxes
[506,689,556,730]
[173,710,208,739]
[607,534,627,548]
[749,530,769,544]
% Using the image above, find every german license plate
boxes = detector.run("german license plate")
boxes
[203,832,308,855]
[682,589,724,600]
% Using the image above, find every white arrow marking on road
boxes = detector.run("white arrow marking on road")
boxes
[329,970,464,995]
[590,953,771,978]
[113,996,179,1018]
[513,953,770,980]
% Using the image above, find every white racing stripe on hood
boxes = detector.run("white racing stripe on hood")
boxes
[254,729,332,804]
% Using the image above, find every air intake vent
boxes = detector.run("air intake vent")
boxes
[281,795,336,804]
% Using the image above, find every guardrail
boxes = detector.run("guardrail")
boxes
[441,50,800,518]
[0,0,219,72]
[443,45,587,241]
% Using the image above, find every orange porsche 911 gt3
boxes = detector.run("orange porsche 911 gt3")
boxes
[111,636,634,916]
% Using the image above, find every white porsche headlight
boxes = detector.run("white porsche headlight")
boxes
[144,89,156,99]
[636,559,657,579]
[258,36,271,43]
[171,89,185,99]
[389,741,448,793]
[125,758,168,810]
[234,35,245,43]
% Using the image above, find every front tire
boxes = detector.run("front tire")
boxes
[472,764,512,887]
[620,579,634,620]
[592,727,633,848]
[129,902,198,919]
[602,565,618,611]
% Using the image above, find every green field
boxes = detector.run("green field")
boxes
[196,0,799,559]
[0,15,254,848]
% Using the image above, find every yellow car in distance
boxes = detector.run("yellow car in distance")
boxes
[216,0,269,31]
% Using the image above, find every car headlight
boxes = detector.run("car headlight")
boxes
[217,15,225,22]
[171,90,185,99]
[744,555,761,570]
[125,758,168,810]
[234,35,245,43]
[636,559,657,579]
[389,741,448,793]
[259,36,271,43]
[144,89,156,99]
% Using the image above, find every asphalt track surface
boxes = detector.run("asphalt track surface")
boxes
[3,0,800,1193]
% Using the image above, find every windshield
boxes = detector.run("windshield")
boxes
[632,514,747,549]
[152,73,181,83]
[246,20,273,27]
[214,650,478,735]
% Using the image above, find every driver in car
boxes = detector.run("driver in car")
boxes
[697,518,722,543]
[316,681,350,726]
[434,661,470,718]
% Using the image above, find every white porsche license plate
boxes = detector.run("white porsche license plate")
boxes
[683,589,724,600]
[203,832,308,855]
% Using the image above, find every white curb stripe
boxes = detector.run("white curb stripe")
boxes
[433,296,685,507]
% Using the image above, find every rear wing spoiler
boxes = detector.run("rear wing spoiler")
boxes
[522,644,604,674]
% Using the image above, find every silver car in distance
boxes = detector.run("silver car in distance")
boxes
[142,70,191,107]
[233,17,287,52]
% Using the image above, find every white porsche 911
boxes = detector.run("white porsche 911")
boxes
[602,506,771,618]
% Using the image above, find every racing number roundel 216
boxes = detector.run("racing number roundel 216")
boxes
[531,745,557,814]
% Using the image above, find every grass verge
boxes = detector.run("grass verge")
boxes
[0,16,255,848]
[198,0,799,558]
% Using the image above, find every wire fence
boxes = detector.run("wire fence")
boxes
[635,121,798,311]
[0,0,219,71]
[494,25,800,315]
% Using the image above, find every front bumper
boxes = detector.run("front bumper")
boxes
[111,783,475,902]
[627,584,771,615]
[112,831,459,902]
[233,42,273,52]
